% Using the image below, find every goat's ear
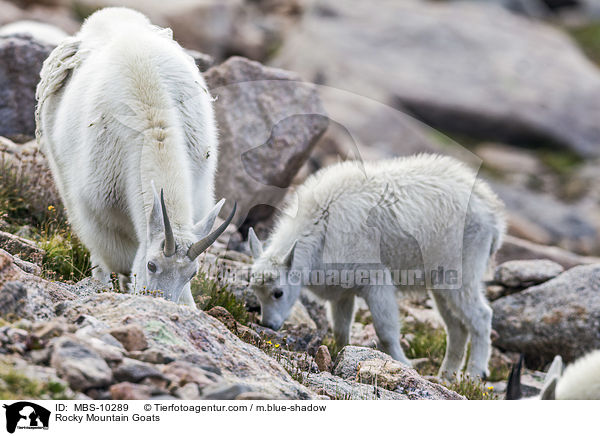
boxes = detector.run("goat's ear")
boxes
[193,199,225,239]
[248,227,264,258]
[539,355,563,400]
[540,376,558,400]
[282,240,298,268]
[148,181,163,240]
[546,355,564,381]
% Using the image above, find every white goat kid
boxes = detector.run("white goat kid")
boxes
[249,155,505,379]
[35,8,234,306]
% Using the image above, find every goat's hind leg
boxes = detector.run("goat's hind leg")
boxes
[430,290,469,379]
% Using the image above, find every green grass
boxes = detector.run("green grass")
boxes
[402,321,447,376]
[38,224,91,282]
[191,272,250,325]
[0,158,91,282]
[443,376,498,400]
[569,23,600,66]
[0,364,71,400]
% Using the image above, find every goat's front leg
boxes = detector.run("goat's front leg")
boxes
[330,294,355,349]
[364,285,410,365]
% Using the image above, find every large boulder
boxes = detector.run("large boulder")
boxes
[273,0,600,158]
[496,235,600,269]
[71,0,296,61]
[494,259,564,288]
[204,56,328,225]
[0,35,54,140]
[492,264,600,366]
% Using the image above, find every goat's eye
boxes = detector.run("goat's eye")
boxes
[273,289,283,299]
[147,261,157,273]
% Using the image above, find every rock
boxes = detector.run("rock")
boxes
[49,336,113,391]
[492,183,599,255]
[109,325,149,352]
[273,0,600,158]
[59,292,314,399]
[161,360,221,391]
[201,383,252,399]
[477,143,543,175]
[0,231,44,266]
[0,20,69,46]
[0,35,54,140]
[204,56,328,226]
[356,359,464,400]
[492,264,600,365]
[109,381,152,400]
[0,281,27,319]
[496,235,600,269]
[206,306,240,335]
[73,0,294,62]
[76,334,124,364]
[333,346,393,380]
[0,250,76,322]
[494,259,564,288]
[112,358,164,383]
[314,345,332,372]
[174,382,201,400]
[350,323,378,348]
[284,301,317,330]
[126,348,175,364]
[302,370,409,400]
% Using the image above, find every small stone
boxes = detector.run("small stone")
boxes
[127,348,174,364]
[314,345,332,373]
[333,346,393,380]
[161,361,221,389]
[112,358,164,383]
[174,383,201,400]
[50,336,113,391]
[110,382,152,400]
[201,384,252,400]
[109,325,148,351]
[235,392,276,400]
[34,319,72,340]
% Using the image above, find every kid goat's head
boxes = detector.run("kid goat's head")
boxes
[248,228,300,331]
[132,183,236,304]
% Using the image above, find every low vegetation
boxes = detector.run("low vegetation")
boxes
[191,272,250,326]
[0,363,71,400]
[0,158,91,281]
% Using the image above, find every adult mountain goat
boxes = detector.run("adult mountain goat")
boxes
[35,8,235,306]
[249,154,505,378]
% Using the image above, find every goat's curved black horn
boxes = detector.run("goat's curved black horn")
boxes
[161,189,176,257]
[187,201,237,260]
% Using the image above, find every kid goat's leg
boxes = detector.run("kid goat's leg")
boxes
[364,284,410,365]
[330,294,355,349]
[430,290,469,379]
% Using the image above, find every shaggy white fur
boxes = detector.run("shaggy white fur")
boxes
[249,154,506,378]
[35,8,223,305]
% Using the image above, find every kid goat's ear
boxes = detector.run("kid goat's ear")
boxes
[193,198,225,239]
[282,240,298,268]
[248,227,264,258]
